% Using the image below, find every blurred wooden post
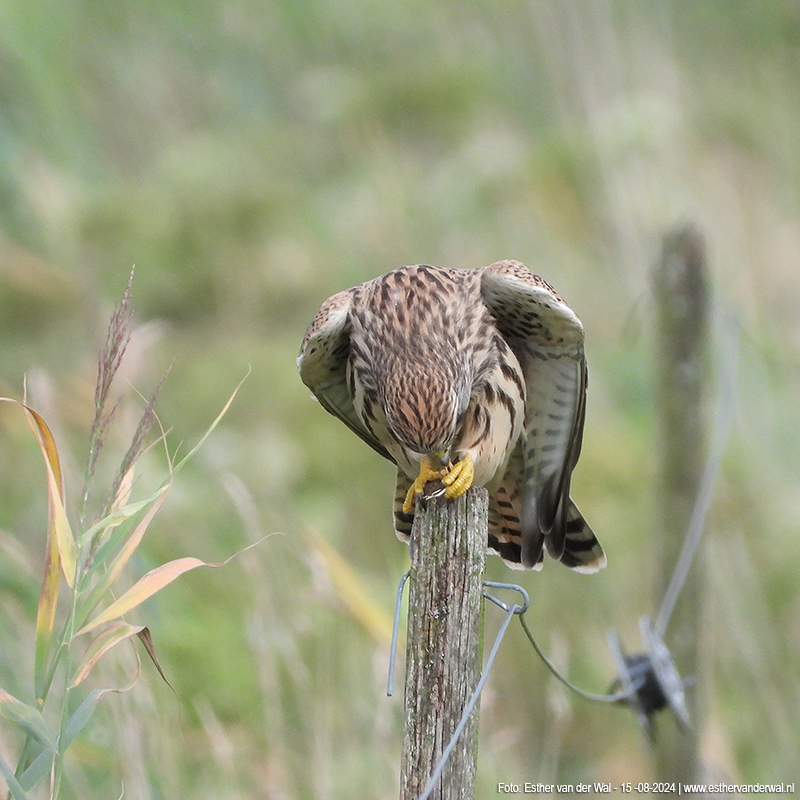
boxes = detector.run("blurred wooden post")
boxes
[399,486,487,800]
[652,224,709,782]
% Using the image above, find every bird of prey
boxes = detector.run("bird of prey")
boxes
[297,260,605,572]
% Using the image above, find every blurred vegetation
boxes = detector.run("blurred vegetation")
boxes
[1,0,799,797]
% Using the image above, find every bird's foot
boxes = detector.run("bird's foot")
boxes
[402,459,447,513]
[442,453,474,499]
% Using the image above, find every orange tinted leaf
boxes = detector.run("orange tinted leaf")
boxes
[16,404,63,495]
[0,399,74,673]
[75,557,210,636]
[75,538,270,637]
[19,403,77,587]
[71,622,145,687]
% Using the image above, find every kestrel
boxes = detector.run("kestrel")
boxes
[297,260,605,572]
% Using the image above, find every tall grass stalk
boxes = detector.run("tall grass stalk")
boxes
[0,279,245,800]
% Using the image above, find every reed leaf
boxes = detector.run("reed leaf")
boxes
[0,398,73,696]
[20,403,77,588]
[70,622,146,687]
[62,673,140,754]
[0,689,57,753]
[75,557,224,636]
[0,752,33,800]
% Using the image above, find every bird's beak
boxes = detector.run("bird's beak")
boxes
[433,450,450,469]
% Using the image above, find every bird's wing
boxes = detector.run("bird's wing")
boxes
[480,260,604,571]
[297,288,395,463]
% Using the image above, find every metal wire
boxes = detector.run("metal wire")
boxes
[519,613,634,704]
[386,569,410,697]
[483,580,530,614]
[416,584,527,800]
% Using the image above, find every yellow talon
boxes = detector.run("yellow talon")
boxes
[403,459,447,513]
[442,454,474,499]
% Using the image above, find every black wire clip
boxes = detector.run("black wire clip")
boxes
[607,617,694,740]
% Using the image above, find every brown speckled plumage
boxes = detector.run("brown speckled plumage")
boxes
[298,260,605,572]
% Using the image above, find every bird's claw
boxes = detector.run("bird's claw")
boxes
[402,460,447,513]
[441,453,474,499]
[403,454,475,512]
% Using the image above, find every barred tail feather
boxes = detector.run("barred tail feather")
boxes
[488,484,544,570]
[555,500,606,573]
[490,484,604,573]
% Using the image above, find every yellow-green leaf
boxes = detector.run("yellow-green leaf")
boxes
[102,486,169,591]
[34,513,61,699]
[80,485,168,551]
[20,403,77,587]
[111,463,136,514]
[72,487,170,634]
[0,398,73,688]
[42,458,77,588]
[77,465,141,550]
[170,368,249,475]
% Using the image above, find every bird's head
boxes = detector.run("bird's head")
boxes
[381,364,468,462]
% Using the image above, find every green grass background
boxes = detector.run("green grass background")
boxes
[1,0,799,796]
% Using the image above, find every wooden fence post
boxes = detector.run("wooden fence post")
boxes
[652,223,709,782]
[399,485,488,800]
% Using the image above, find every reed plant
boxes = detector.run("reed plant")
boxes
[0,273,244,799]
